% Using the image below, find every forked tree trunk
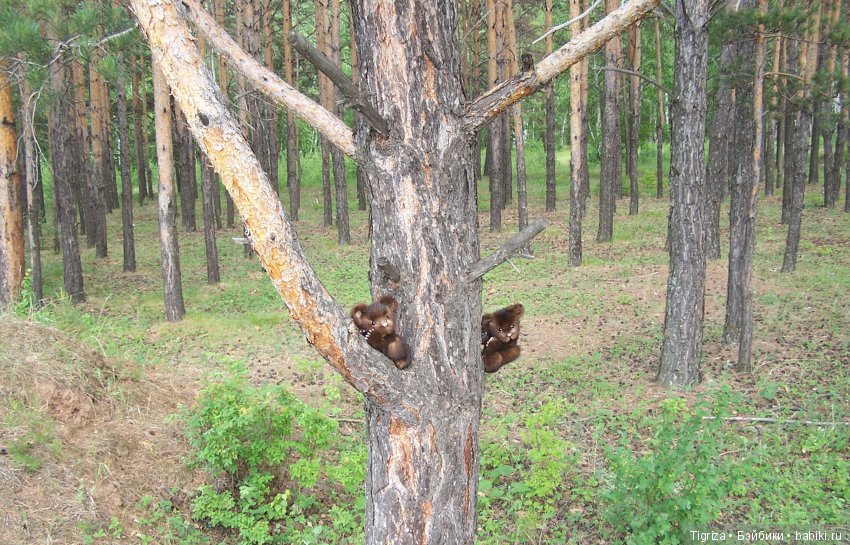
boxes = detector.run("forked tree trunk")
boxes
[132,0,658,541]
[0,62,25,309]
[657,0,709,387]
[152,58,185,321]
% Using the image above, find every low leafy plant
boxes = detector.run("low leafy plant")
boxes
[602,394,742,545]
[183,364,364,545]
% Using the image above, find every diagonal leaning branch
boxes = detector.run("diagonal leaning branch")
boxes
[462,0,660,134]
[178,0,356,158]
[129,0,419,411]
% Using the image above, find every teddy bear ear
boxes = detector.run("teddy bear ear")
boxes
[379,295,399,315]
[351,303,367,320]
[508,304,525,318]
[481,314,493,328]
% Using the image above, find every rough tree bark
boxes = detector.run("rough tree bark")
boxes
[737,0,767,373]
[133,0,659,542]
[174,102,198,231]
[723,0,761,345]
[0,61,25,309]
[657,0,709,387]
[152,58,185,321]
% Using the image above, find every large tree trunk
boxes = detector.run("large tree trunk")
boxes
[117,65,137,272]
[152,58,186,321]
[133,0,658,542]
[0,62,25,309]
[48,48,85,303]
[657,0,709,386]
[597,0,622,242]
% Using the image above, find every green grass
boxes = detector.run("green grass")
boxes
[8,143,850,544]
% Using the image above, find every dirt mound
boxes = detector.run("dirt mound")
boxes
[0,318,197,545]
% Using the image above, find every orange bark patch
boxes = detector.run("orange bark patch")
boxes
[388,417,415,485]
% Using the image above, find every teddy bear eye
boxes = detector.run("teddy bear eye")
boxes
[371,321,375,325]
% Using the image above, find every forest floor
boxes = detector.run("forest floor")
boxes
[2,151,849,544]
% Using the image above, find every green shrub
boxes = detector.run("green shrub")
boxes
[183,364,361,545]
[602,395,742,545]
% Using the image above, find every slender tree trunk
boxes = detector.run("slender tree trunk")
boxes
[48,49,85,303]
[316,0,334,228]
[152,58,185,321]
[782,5,820,272]
[471,0,482,183]
[486,0,502,231]
[71,59,94,245]
[283,0,300,220]
[0,62,25,309]
[835,52,849,210]
[17,64,43,305]
[781,41,799,224]
[140,56,154,198]
[657,0,709,386]
[627,23,642,215]
[568,0,587,266]
[737,0,767,373]
[132,56,149,205]
[705,38,736,261]
[765,34,782,197]
[331,0,350,244]
[101,70,120,211]
[262,0,279,196]
[597,0,622,242]
[173,103,197,231]
[117,65,137,272]
[821,0,842,206]
[214,0,235,228]
[544,0,556,212]
[201,151,221,283]
[350,11,368,213]
[654,17,665,198]
[505,0,528,252]
[88,52,109,257]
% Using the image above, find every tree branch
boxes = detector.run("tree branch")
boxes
[465,219,548,282]
[598,66,670,94]
[532,0,603,45]
[287,30,389,136]
[462,0,660,134]
[129,0,419,412]
[178,0,356,158]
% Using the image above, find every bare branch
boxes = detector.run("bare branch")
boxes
[532,0,603,45]
[288,30,389,135]
[129,0,415,409]
[178,0,356,157]
[465,219,548,282]
[598,66,670,94]
[462,0,660,134]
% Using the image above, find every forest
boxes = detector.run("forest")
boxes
[0,0,849,543]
